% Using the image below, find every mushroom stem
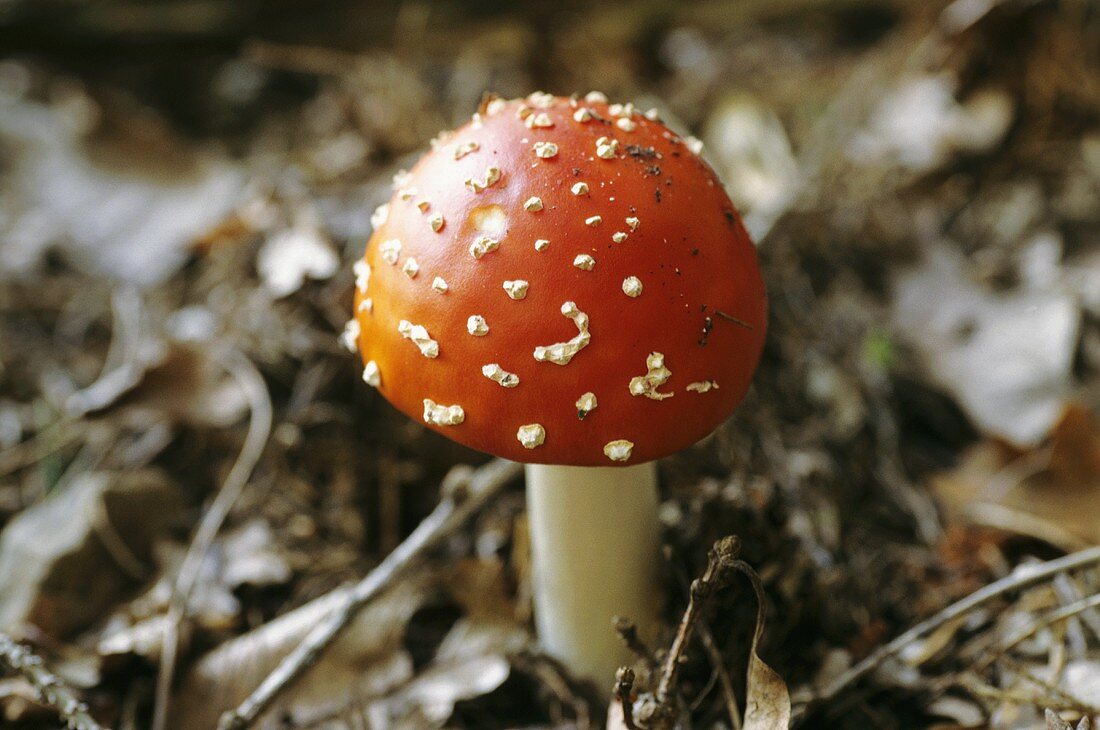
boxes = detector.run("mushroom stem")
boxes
[525,461,662,687]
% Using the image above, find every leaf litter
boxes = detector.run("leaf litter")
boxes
[0,0,1098,727]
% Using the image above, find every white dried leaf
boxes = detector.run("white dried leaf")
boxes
[257,227,338,298]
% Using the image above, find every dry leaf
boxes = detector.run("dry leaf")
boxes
[893,245,1080,445]
[932,404,1100,546]
[175,577,430,729]
[120,345,249,428]
[363,654,511,729]
[257,224,338,298]
[0,470,182,638]
[736,561,791,730]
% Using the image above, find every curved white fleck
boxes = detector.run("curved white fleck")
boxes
[401,257,419,278]
[429,214,445,232]
[370,203,389,230]
[571,182,589,196]
[398,320,439,358]
[503,280,529,300]
[465,166,502,193]
[534,238,550,252]
[453,140,479,159]
[686,380,719,393]
[517,423,546,449]
[379,239,402,265]
[612,231,627,243]
[576,392,597,419]
[629,351,673,400]
[469,235,500,259]
[353,260,371,294]
[524,196,544,212]
[626,216,640,231]
[526,112,554,129]
[622,276,643,297]
[339,318,360,353]
[528,91,554,108]
[467,315,489,336]
[573,254,595,271]
[533,301,591,365]
[596,136,619,159]
[604,439,634,462]
[423,399,464,426]
[432,276,449,293]
[362,361,381,387]
[585,215,602,227]
[533,141,559,159]
[482,363,520,388]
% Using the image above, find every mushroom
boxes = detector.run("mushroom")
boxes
[347,92,767,685]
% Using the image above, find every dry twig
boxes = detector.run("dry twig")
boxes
[633,536,742,729]
[152,348,273,730]
[794,545,1100,723]
[0,633,103,730]
[218,458,521,729]
[615,666,638,730]
[613,615,657,670]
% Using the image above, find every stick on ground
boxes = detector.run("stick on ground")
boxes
[218,457,521,729]
[0,633,103,730]
[794,545,1100,723]
[152,348,273,730]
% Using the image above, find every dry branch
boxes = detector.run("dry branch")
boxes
[0,633,103,730]
[795,545,1100,723]
[218,457,521,729]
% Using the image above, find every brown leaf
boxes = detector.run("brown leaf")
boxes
[932,403,1100,548]
[735,561,791,730]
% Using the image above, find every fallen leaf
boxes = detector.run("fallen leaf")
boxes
[363,654,511,729]
[893,244,1080,445]
[703,94,798,241]
[175,577,429,729]
[849,74,1012,172]
[0,469,182,638]
[119,345,249,429]
[932,405,1100,546]
[256,224,339,298]
[0,94,244,286]
[220,519,292,589]
[735,561,791,730]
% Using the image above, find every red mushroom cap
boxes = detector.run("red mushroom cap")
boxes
[348,92,767,466]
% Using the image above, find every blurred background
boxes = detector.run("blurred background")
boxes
[0,0,1099,727]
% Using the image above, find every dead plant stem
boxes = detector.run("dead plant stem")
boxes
[218,458,521,729]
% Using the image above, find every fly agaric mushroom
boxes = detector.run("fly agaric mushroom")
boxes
[346,92,767,685]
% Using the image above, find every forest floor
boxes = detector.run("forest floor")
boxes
[0,0,1099,727]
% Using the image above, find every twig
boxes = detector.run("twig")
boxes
[794,545,1100,723]
[218,458,521,729]
[656,536,741,704]
[615,667,638,730]
[713,310,754,330]
[65,286,150,417]
[152,348,273,730]
[696,617,742,730]
[613,615,657,671]
[976,593,1100,673]
[0,633,103,730]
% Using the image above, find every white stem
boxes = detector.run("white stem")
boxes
[525,461,662,687]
